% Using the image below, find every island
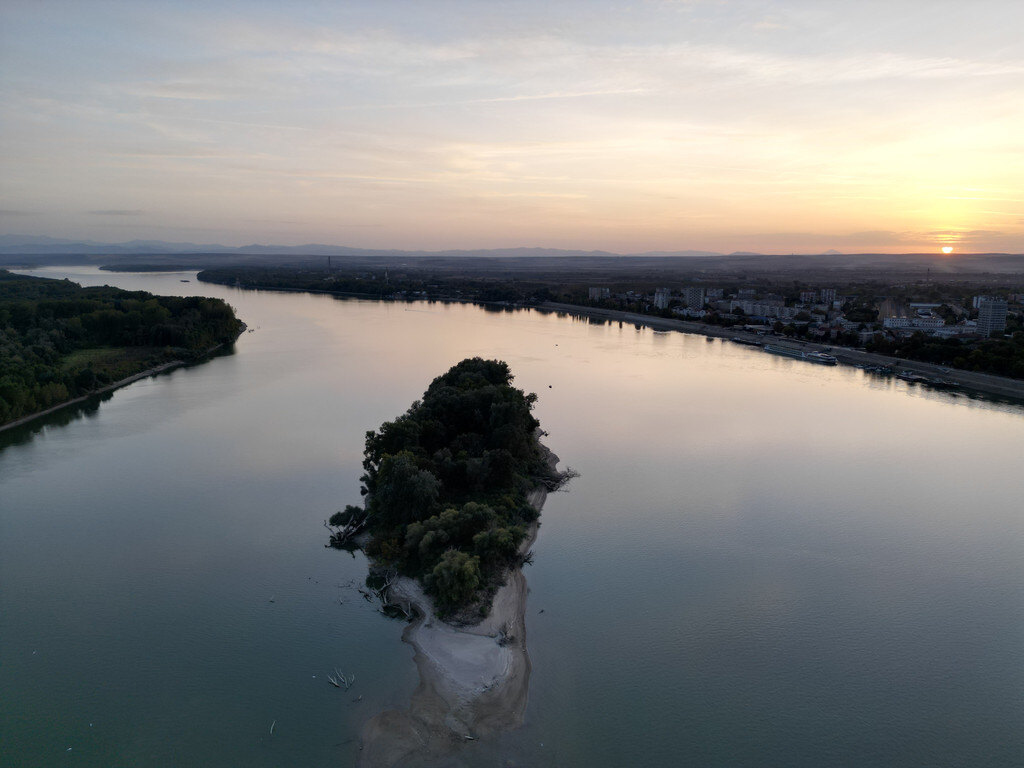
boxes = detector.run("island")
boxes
[0,270,244,430]
[327,357,572,765]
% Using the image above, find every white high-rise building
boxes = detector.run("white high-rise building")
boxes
[976,296,1008,336]
[653,288,671,309]
[684,286,706,310]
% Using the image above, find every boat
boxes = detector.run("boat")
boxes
[731,337,762,347]
[896,372,927,383]
[764,344,838,365]
[803,351,838,365]
[764,344,803,359]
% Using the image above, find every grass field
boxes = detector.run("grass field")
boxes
[60,346,166,382]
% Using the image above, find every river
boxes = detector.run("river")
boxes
[2,267,1022,767]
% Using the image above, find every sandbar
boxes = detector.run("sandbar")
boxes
[358,454,555,767]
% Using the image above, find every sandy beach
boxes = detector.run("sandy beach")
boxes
[358,456,555,767]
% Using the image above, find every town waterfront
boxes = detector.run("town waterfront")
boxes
[2,268,1022,767]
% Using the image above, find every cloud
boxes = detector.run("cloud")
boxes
[0,209,40,215]
[753,19,789,31]
[121,81,257,102]
[732,228,1022,253]
[921,229,1009,244]
[87,209,145,216]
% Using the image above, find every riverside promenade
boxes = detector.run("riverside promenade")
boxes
[540,302,1024,402]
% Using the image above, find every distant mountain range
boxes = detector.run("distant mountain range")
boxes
[2,235,1021,276]
[0,234,727,258]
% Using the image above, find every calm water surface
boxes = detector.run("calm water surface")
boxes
[2,268,1022,767]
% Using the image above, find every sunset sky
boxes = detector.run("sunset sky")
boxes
[1,0,1022,254]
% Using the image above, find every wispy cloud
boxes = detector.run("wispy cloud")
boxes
[2,2,1022,251]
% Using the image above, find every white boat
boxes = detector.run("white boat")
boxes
[803,351,838,365]
[731,336,762,347]
[764,344,838,365]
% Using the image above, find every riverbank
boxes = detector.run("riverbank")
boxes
[540,301,1024,402]
[358,449,557,768]
[199,273,1024,402]
[0,331,244,435]
[0,360,186,435]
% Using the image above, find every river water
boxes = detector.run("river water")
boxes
[2,267,1022,767]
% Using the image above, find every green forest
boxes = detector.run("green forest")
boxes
[329,357,567,616]
[198,265,555,304]
[866,331,1024,379]
[0,270,243,426]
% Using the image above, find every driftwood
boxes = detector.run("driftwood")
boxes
[372,569,415,620]
[324,508,369,548]
[495,622,513,647]
[327,668,355,690]
[541,467,580,492]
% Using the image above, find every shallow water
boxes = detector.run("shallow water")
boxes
[2,267,1022,767]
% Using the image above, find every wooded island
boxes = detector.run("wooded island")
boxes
[329,357,570,616]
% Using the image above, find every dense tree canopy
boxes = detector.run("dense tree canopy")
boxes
[338,357,562,614]
[867,331,1024,379]
[0,270,243,425]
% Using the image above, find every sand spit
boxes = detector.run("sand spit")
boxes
[358,460,555,767]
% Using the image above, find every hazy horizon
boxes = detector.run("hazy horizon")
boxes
[2,1,1022,254]
[2,232,1024,258]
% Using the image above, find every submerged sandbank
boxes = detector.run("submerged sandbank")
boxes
[358,457,555,767]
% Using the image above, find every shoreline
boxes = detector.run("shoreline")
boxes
[31,268,1019,402]
[199,277,1024,403]
[0,360,185,435]
[358,448,557,768]
[540,301,1024,402]
[0,331,244,436]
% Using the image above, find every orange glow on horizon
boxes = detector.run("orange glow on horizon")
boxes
[941,246,954,254]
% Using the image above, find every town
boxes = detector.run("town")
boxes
[195,261,1024,383]
[583,283,1018,346]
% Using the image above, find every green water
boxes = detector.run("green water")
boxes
[2,268,1022,767]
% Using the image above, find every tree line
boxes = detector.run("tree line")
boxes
[0,270,243,425]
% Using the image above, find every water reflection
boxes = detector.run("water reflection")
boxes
[0,346,239,454]
[0,393,109,451]
[2,267,1022,768]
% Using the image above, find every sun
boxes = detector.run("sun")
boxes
[941,246,953,254]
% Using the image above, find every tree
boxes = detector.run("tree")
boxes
[370,450,440,529]
[427,550,481,612]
